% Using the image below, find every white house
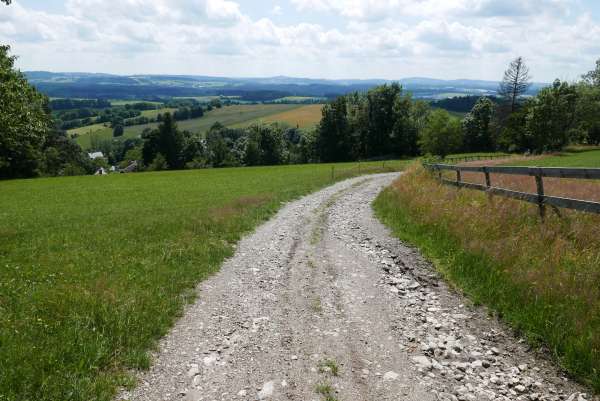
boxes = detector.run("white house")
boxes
[88,151,104,160]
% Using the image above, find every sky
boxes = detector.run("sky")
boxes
[1,0,600,81]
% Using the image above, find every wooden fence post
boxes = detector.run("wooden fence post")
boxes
[331,166,335,181]
[456,169,462,187]
[484,168,491,188]
[535,170,546,220]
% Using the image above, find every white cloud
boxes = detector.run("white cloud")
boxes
[272,5,283,15]
[0,0,599,81]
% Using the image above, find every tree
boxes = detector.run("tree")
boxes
[525,79,578,152]
[156,113,184,169]
[462,97,496,152]
[582,59,600,87]
[573,83,600,145]
[1,1,11,5]
[148,153,167,171]
[418,109,463,157]
[42,129,92,176]
[345,92,368,159]
[113,124,124,137]
[0,45,52,178]
[317,97,350,162]
[499,57,532,112]
[243,140,261,166]
[366,83,401,157]
[390,92,419,156]
[206,131,231,167]
[250,124,283,165]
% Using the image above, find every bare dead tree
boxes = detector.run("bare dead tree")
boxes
[582,58,600,87]
[1,0,11,5]
[498,57,532,112]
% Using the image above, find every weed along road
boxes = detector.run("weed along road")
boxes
[120,174,588,401]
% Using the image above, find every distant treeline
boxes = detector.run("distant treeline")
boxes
[49,98,111,110]
[430,95,498,113]
[52,98,225,132]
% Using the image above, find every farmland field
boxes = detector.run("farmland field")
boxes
[70,104,312,149]
[232,104,323,129]
[124,104,307,136]
[0,160,408,401]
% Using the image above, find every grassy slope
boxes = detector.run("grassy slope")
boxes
[71,104,305,149]
[504,149,600,168]
[374,162,600,391]
[0,160,408,401]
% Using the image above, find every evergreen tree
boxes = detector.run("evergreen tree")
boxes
[156,113,184,169]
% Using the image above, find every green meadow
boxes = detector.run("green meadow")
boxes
[505,148,600,168]
[0,160,408,401]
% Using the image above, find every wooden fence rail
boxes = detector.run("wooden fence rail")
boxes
[424,163,600,217]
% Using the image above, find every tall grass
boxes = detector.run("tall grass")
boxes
[374,163,600,391]
[0,160,407,401]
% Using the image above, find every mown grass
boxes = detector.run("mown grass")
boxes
[0,160,408,401]
[373,163,600,391]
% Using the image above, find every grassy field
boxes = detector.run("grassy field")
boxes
[69,123,113,149]
[0,160,408,401]
[504,148,600,168]
[374,161,600,391]
[136,107,177,119]
[232,104,323,129]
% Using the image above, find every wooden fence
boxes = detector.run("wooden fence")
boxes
[424,163,600,217]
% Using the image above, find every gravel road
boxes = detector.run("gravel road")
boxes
[120,173,591,401]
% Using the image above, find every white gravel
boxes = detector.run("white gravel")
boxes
[119,173,592,401]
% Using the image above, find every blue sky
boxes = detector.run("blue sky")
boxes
[2,0,600,81]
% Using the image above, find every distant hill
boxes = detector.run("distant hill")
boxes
[24,72,547,101]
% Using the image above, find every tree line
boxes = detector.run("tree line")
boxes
[136,114,317,171]
[317,57,600,160]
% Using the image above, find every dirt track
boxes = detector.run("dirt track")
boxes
[120,173,590,401]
